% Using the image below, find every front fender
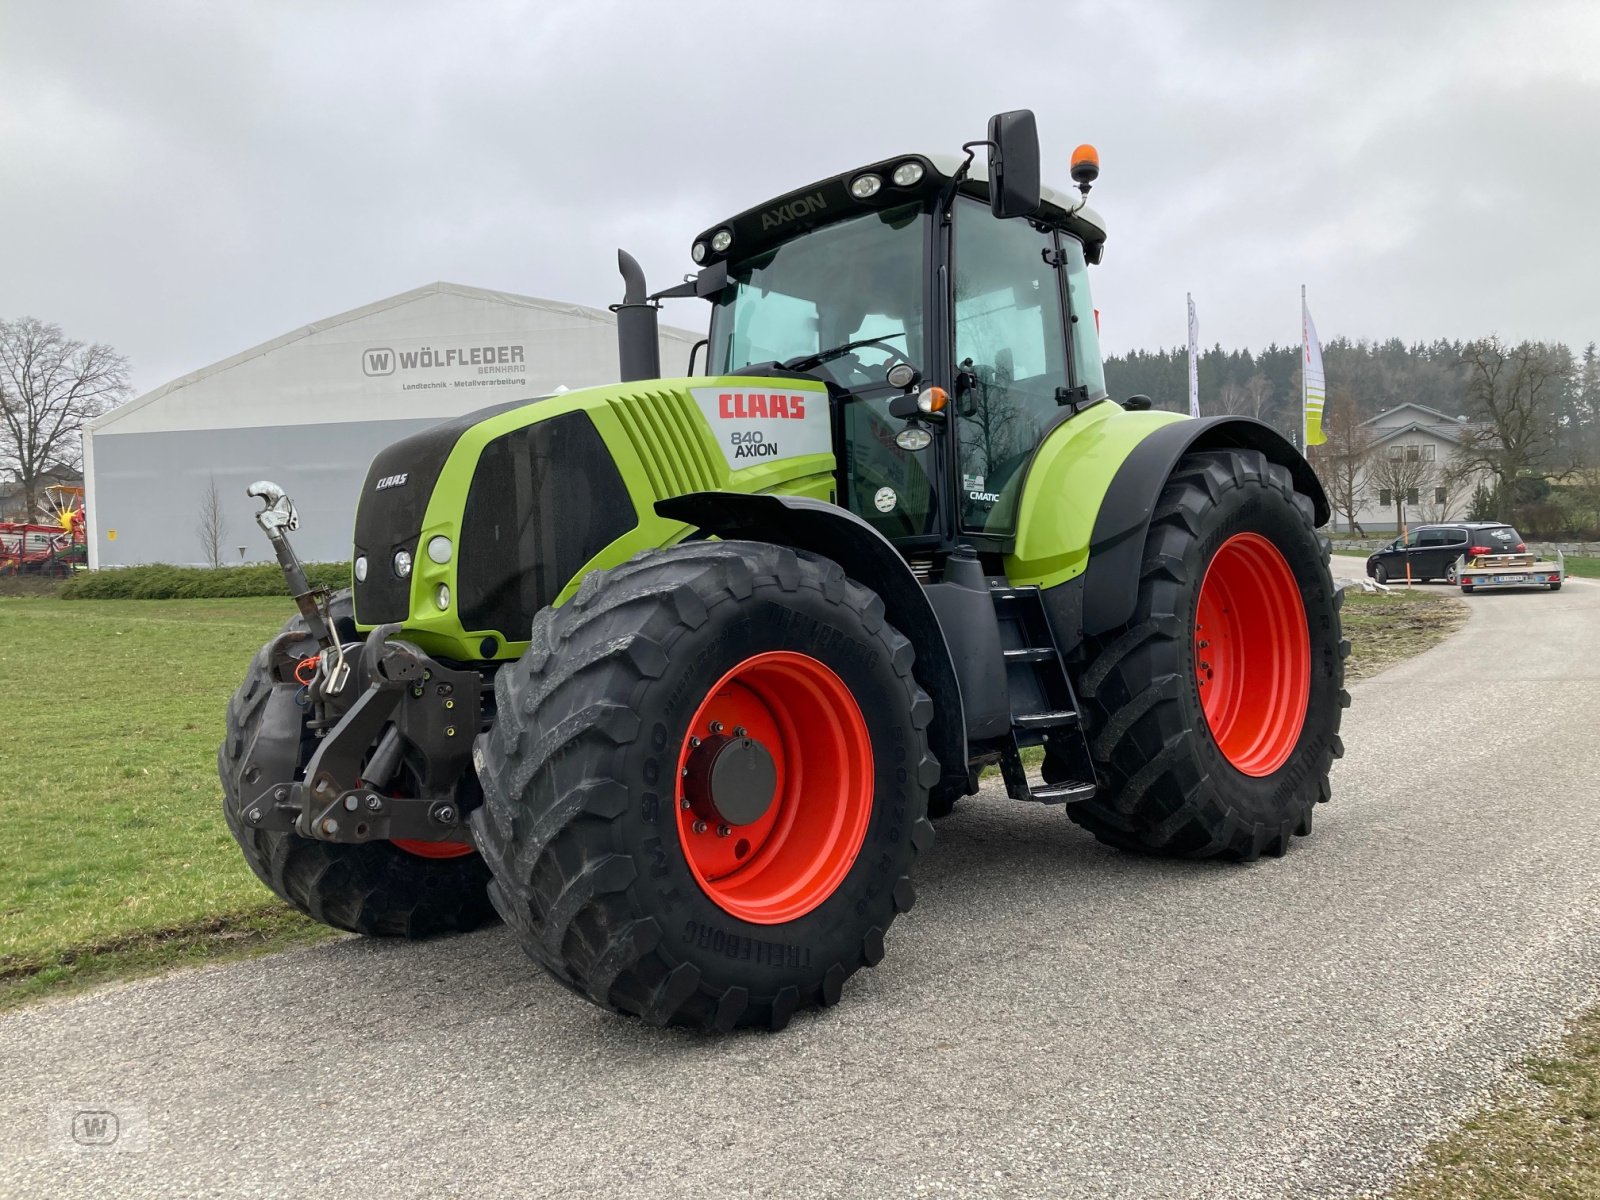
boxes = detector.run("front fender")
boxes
[655,492,969,801]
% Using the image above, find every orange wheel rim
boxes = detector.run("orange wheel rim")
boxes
[391,839,475,859]
[676,651,874,925]
[1194,532,1311,777]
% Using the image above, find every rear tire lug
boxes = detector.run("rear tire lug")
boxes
[716,824,731,838]
[692,820,708,835]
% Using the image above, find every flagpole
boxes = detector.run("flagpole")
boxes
[1301,284,1308,453]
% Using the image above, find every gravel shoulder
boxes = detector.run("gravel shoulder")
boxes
[4,570,1598,1199]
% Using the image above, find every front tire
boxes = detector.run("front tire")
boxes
[218,592,495,937]
[471,541,938,1031]
[1068,450,1348,860]
[1372,562,1389,585]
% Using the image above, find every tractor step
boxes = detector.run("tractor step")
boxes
[986,580,1097,805]
[996,742,1096,806]
[1002,646,1056,663]
[1030,780,1097,804]
[1013,709,1079,730]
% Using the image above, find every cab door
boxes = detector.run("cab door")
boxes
[950,197,1071,539]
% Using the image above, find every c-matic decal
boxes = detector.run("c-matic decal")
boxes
[690,387,832,470]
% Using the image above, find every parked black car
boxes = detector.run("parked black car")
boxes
[1366,522,1526,584]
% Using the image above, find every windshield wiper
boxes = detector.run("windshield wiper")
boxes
[781,332,906,373]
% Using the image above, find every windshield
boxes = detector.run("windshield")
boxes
[707,203,936,542]
[708,203,926,388]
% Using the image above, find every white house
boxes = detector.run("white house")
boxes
[1348,402,1491,532]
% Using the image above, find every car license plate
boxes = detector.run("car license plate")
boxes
[1495,575,1522,583]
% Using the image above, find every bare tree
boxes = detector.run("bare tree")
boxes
[1457,336,1572,493]
[0,318,131,517]
[1310,386,1372,533]
[196,476,228,568]
[1368,444,1437,532]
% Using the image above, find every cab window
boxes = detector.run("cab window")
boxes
[1059,236,1107,401]
[952,199,1068,533]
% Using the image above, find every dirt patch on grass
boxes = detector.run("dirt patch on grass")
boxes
[1342,586,1469,681]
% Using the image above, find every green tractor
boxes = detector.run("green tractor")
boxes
[221,111,1346,1031]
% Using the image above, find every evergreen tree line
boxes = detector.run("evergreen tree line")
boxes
[1104,337,1600,538]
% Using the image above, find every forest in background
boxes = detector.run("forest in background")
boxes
[1103,337,1600,538]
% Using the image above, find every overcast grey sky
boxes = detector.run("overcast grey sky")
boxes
[3,0,1597,397]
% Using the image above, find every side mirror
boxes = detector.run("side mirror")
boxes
[987,109,1041,219]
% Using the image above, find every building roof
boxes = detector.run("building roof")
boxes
[91,282,702,436]
[1367,420,1468,449]
[1361,401,1468,429]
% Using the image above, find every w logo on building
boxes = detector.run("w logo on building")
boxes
[362,348,396,377]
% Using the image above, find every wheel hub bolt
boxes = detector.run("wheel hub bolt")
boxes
[692,820,708,834]
[709,721,724,734]
[690,736,701,748]
[733,726,747,738]
[680,796,691,810]
[716,824,731,838]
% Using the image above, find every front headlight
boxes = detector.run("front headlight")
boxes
[354,555,368,582]
[435,583,450,610]
[426,535,452,565]
[392,549,413,579]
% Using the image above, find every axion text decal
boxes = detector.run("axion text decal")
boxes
[690,386,831,470]
[759,192,827,231]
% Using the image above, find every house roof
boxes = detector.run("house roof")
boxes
[91,281,703,435]
[1361,401,1468,429]
[1367,420,1468,449]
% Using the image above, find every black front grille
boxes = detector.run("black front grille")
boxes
[352,397,533,625]
[458,411,636,641]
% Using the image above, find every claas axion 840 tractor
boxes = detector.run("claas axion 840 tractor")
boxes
[223,111,1347,1031]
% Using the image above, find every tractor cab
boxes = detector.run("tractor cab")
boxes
[633,113,1110,556]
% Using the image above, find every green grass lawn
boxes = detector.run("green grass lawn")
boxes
[1562,555,1599,579]
[0,597,337,1006]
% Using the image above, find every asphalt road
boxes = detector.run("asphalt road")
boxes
[5,565,1599,1199]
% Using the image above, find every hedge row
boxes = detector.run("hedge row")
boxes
[60,562,351,600]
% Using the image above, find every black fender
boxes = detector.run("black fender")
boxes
[656,492,969,800]
[1078,417,1330,639]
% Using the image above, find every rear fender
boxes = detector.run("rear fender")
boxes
[655,492,969,799]
[1009,408,1329,649]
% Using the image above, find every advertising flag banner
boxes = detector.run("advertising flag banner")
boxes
[1303,287,1326,446]
[1186,293,1200,418]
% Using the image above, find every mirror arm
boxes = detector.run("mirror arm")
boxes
[937,141,988,219]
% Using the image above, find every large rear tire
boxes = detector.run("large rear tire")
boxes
[1068,450,1348,860]
[217,591,496,936]
[470,541,938,1031]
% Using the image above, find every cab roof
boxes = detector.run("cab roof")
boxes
[691,151,1107,273]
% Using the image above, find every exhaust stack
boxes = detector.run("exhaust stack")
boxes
[614,250,661,383]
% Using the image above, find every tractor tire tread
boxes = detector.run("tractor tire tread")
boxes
[470,542,935,1030]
